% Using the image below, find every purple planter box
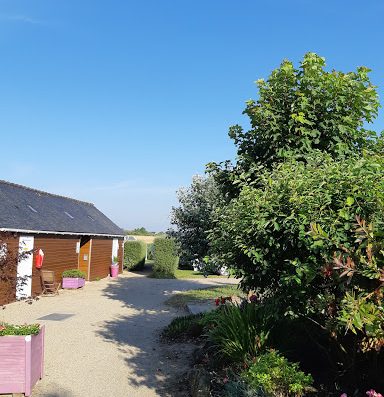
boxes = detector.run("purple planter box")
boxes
[0,325,45,397]
[62,277,85,289]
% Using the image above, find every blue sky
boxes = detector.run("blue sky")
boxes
[1,0,383,231]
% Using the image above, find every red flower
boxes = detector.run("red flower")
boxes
[322,264,333,277]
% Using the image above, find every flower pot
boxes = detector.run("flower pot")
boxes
[110,265,119,278]
[62,277,85,289]
[0,325,45,396]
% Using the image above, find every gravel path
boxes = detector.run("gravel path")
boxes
[1,272,237,397]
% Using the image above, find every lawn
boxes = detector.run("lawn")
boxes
[174,269,227,279]
[165,285,244,308]
[146,264,232,279]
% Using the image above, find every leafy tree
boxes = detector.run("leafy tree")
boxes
[208,52,381,198]
[168,175,223,266]
[125,227,155,236]
[207,53,383,389]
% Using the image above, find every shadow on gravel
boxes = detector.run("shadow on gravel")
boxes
[96,276,234,395]
[34,383,74,397]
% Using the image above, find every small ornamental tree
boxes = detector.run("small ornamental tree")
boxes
[0,233,32,306]
[153,238,179,277]
[124,240,146,270]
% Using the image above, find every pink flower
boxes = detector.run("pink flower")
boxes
[340,394,348,397]
[366,390,383,397]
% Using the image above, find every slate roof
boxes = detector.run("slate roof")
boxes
[0,180,124,236]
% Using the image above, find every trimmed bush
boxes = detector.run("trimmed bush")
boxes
[124,240,146,270]
[153,238,179,277]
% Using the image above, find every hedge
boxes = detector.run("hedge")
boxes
[153,238,179,277]
[124,240,146,270]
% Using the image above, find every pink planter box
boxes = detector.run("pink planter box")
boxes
[110,265,119,278]
[62,277,85,289]
[0,325,45,396]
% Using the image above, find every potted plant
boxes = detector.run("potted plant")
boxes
[110,256,119,278]
[62,269,86,289]
[0,323,45,396]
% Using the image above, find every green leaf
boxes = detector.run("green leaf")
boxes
[346,196,355,206]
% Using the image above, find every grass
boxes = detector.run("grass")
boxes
[174,269,227,279]
[147,266,230,279]
[165,285,244,308]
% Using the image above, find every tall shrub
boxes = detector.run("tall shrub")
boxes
[153,238,179,277]
[124,240,146,270]
[210,152,384,388]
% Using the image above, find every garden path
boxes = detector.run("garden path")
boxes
[2,272,237,397]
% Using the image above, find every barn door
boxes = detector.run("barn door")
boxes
[78,237,91,280]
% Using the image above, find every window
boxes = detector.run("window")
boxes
[27,205,37,213]
[64,211,74,219]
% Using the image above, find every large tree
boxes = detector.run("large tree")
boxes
[208,52,381,198]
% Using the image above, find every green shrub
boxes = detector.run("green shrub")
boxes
[242,351,313,397]
[62,269,86,279]
[208,302,269,363]
[0,323,40,336]
[161,313,203,339]
[198,306,226,329]
[153,238,179,277]
[124,240,146,270]
[211,152,384,385]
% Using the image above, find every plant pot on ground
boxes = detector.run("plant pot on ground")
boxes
[0,323,45,396]
[110,256,119,278]
[62,269,86,289]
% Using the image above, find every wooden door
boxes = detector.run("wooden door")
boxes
[78,238,91,280]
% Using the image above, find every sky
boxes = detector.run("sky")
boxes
[0,0,383,231]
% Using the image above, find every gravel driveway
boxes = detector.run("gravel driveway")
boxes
[2,272,237,397]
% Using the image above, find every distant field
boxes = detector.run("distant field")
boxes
[128,235,156,244]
